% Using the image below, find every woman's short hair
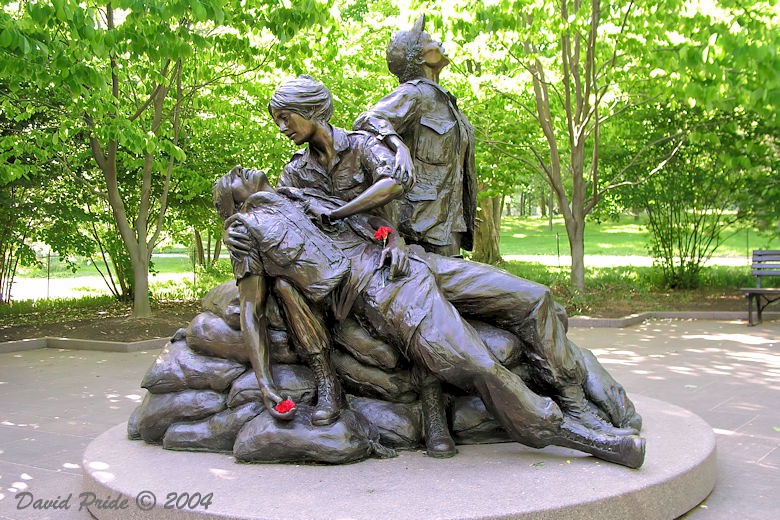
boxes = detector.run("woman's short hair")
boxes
[268,75,333,123]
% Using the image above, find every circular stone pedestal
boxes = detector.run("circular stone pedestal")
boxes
[82,395,716,520]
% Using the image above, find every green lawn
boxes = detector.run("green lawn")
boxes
[15,215,780,280]
[17,253,200,279]
[499,215,779,258]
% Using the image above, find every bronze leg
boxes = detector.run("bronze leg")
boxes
[274,278,342,425]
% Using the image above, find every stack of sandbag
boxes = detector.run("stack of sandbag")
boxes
[129,281,532,463]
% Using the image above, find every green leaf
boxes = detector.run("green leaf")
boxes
[191,0,207,21]
[19,35,31,54]
[0,28,13,48]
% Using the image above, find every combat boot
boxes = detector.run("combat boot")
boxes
[558,385,639,435]
[420,380,457,458]
[557,417,646,469]
[309,352,342,426]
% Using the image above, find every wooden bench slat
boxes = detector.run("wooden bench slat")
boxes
[745,250,780,325]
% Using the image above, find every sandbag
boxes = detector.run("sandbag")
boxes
[347,395,422,449]
[469,320,525,368]
[185,311,245,361]
[227,364,316,409]
[267,329,300,363]
[332,350,417,403]
[201,280,287,331]
[264,290,288,331]
[451,395,511,445]
[127,405,142,440]
[554,301,569,332]
[141,339,246,394]
[186,311,299,365]
[136,390,227,443]
[234,405,377,464]
[333,316,400,370]
[201,281,241,329]
[163,402,263,452]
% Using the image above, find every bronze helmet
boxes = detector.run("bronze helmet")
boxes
[386,14,426,81]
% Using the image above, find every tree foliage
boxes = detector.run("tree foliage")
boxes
[415,0,778,288]
[1,0,778,307]
[616,105,777,288]
[1,0,330,314]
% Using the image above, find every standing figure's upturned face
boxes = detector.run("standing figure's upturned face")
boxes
[419,33,450,69]
[271,108,316,146]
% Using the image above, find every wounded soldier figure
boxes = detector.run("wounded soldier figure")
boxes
[212,166,646,469]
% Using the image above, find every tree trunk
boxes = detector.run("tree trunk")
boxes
[193,229,205,266]
[566,220,586,291]
[131,254,152,317]
[472,195,503,265]
[211,237,222,269]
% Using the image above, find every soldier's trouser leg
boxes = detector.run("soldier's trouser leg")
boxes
[427,255,641,434]
[426,255,584,390]
[404,295,563,448]
[404,299,644,467]
[274,279,341,426]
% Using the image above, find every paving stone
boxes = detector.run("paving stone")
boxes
[0,318,778,519]
[0,461,90,520]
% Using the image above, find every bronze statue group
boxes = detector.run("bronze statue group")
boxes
[132,15,646,469]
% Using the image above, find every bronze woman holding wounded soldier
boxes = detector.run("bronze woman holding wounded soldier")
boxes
[216,71,644,467]
[131,17,645,469]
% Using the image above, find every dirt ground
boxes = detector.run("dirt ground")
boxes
[0,292,748,343]
[0,303,201,343]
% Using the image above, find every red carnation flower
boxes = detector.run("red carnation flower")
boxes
[274,399,295,414]
[374,226,393,241]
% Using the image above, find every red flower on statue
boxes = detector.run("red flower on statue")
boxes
[274,399,296,414]
[374,226,393,242]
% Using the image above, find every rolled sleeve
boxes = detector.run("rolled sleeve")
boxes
[361,134,412,191]
[225,220,264,283]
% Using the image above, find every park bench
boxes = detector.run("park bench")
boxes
[740,250,780,326]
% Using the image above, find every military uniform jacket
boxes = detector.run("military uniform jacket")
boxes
[225,191,351,304]
[354,78,477,250]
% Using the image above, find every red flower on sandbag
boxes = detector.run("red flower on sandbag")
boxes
[274,399,296,414]
[374,226,393,242]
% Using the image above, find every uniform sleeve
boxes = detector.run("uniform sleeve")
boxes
[225,219,265,283]
[353,84,421,140]
[359,133,413,192]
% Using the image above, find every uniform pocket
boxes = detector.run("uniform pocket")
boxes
[406,186,437,202]
[333,169,365,192]
[415,116,457,165]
